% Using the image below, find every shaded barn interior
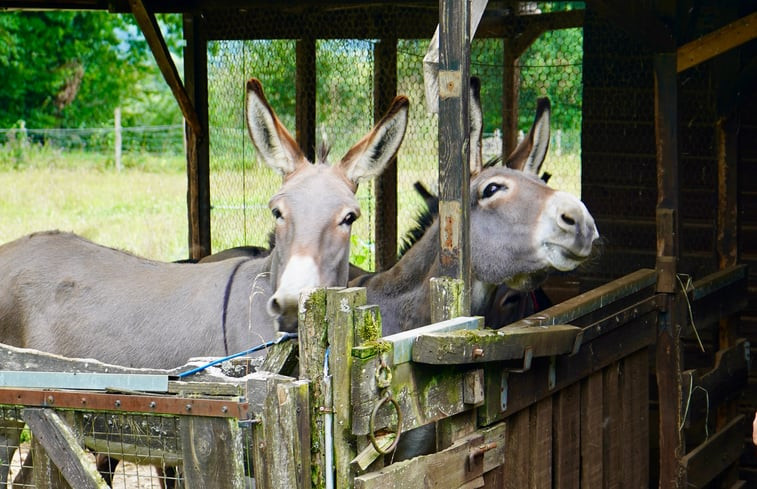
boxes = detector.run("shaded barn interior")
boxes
[1,0,757,486]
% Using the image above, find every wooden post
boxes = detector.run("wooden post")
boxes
[374,37,399,271]
[328,288,366,488]
[114,107,122,172]
[180,416,246,488]
[296,37,317,163]
[298,288,330,488]
[653,51,684,489]
[249,373,311,489]
[438,0,471,314]
[184,13,211,260]
[502,41,519,159]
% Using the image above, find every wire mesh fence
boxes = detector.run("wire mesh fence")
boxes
[207,26,584,269]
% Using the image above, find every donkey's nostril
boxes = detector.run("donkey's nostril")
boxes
[561,213,576,226]
[267,297,282,316]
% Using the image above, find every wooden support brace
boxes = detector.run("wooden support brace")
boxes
[412,324,581,364]
[23,408,109,489]
[678,11,757,72]
[129,0,202,138]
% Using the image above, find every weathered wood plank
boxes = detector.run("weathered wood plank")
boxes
[180,415,245,488]
[681,339,749,425]
[23,408,109,489]
[479,309,656,425]
[682,415,745,487]
[354,425,505,489]
[430,277,466,324]
[249,374,310,489]
[381,316,483,365]
[352,356,472,436]
[437,0,471,299]
[553,382,580,489]
[532,399,553,488]
[581,372,603,488]
[412,324,580,364]
[260,338,299,376]
[603,359,622,488]
[297,287,329,488]
[624,349,650,488]
[502,269,657,328]
[329,287,366,488]
[503,408,530,489]
[31,435,71,489]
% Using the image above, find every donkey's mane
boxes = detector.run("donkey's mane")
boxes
[397,155,503,259]
[316,143,331,164]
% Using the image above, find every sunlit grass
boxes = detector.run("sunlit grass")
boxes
[0,151,189,261]
[1,147,581,266]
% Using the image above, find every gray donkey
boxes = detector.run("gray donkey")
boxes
[0,77,409,486]
[351,84,599,336]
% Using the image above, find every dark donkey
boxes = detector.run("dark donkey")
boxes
[0,78,409,486]
[351,87,599,336]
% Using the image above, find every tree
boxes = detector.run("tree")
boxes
[0,11,182,128]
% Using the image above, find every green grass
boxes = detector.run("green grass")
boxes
[0,149,189,261]
[1,145,582,266]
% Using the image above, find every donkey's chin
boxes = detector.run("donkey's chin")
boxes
[504,270,549,292]
[543,243,590,272]
[274,311,299,333]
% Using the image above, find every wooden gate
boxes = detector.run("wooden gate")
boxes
[0,266,748,488]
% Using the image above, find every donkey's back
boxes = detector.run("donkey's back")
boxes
[0,230,275,369]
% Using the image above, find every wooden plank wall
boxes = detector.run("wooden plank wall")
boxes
[737,64,757,484]
[581,6,720,291]
[487,350,649,489]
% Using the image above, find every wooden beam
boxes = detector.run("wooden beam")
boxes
[678,11,757,73]
[437,0,471,311]
[129,0,202,138]
[653,51,685,489]
[373,37,399,271]
[184,13,211,259]
[412,324,581,364]
[23,408,109,489]
[296,37,316,163]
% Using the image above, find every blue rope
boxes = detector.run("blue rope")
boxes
[176,332,298,378]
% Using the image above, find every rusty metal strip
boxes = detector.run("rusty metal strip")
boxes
[0,388,248,419]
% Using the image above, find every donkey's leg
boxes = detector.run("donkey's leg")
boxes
[94,453,119,486]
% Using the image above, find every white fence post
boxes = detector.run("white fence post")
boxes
[114,107,122,172]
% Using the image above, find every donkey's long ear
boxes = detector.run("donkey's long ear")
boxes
[505,97,551,176]
[245,78,308,175]
[469,77,483,176]
[338,95,409,184]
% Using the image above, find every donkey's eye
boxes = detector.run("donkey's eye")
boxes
[482,182,505,199]
[340,212,358,226]
[271,208,283,220]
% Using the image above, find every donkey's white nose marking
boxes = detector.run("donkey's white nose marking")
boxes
[269,255,320,316]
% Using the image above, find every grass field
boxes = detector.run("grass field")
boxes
[0,149,190,261]
[1,145,581,265]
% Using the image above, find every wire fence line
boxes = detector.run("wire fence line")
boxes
[0,122,186,156]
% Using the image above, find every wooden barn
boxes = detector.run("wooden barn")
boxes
[0,1,756,488]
